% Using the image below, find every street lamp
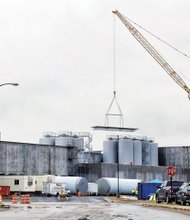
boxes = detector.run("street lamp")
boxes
[0,83,19,87]
[117,135,120,198]
[0,82,18,141]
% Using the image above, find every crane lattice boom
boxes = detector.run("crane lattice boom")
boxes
[113,10,190,100]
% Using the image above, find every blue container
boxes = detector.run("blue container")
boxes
[138,183,161,200]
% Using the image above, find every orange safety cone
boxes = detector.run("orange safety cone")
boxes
[24,194,30,204]
[20,195,25,204]
[12,194,18,204]
[0,195,2,205]
[20,194,30,204]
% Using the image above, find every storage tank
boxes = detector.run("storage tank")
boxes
[150,143,158,166]
[54,176,88,194]
[103,139,118,163]
[142,140,151,166]
[118,138,133,164]
[97,177,141,195]
[39,137,55,145]
[77,151,86,163]
[55,136,73,147]
[133,140,142,165]
[73,137,84,150]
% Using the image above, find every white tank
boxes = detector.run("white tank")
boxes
[150,143,158,166]
[73,137,84,150]
[55,136,73,147]
[103,139,118,163]
[39,137,55,145]
[54,176,88,194]
[97,177,141,195]
[133,140,142,165]
[119,138,133,164]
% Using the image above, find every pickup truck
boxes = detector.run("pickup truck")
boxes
[156,180,184,203]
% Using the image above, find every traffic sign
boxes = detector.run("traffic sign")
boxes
[166,166,176,176]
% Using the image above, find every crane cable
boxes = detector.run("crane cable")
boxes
[104,14,124,127]
[123,15,190,60]
[113,14,116,93]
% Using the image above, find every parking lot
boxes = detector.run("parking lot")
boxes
[0,196,190,220]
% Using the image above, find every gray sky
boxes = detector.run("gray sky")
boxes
[1,0,190,150]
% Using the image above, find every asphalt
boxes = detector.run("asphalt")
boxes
[0,196,190,219]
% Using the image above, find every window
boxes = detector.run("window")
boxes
[14,179,19,185]
[28,177,33,186]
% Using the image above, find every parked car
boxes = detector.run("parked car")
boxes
[156,180,184,203]
[175,183,190,205]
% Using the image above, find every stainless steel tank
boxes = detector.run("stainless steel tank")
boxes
[55,136,73,147]
[142,140,151,166]
[73,137,84,150]
[103,139,118,163]
[133,140,142,165]
[150,143,158,166]
[54,176,88,194]
[39,137,55,145]
[97,177,141,195]
[118,138,133,164]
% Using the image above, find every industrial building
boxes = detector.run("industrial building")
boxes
[0,131,190,186]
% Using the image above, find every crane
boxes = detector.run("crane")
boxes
[112,10,190,100]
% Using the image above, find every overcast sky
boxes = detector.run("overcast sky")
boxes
[1,0,190,150]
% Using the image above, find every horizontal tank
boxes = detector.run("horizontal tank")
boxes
[103,139,118,163]
[54,176,88,194]
[39,137,55,145]
[55,136,73,147]
[150,143,158,166]
[97,177,141,195]
[119,138,133,164]
[133,140,142,165]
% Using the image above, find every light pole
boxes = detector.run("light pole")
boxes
[0,82,19,141]
[117,135,120,198]
[0,83,19,87]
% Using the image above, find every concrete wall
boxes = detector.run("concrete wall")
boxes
[159,146,190,168]
[0,141,69,175]
[76,163,190,182]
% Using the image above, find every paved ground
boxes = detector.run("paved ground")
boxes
[0,196,190,220]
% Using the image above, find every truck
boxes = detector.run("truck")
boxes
[156,180,184,203]
[42,182,70,199]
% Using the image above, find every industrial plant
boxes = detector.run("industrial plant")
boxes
[1,8,190,197]
[0,127,190,196]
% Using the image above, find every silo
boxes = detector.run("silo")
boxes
[73,137,84,150]
[133,140,142,165]
[97,177,141,195]
[118,138,133,164]
[103,139,118,163]
[54,176,88,194]
[142,140,151,166]
[77,151,85,163]
[55,136,73,147]
[150,143,158,166]
[39,137,55,145]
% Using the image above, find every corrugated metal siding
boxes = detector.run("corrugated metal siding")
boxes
[158,146,190,168]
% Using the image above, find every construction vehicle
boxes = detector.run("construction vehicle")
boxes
[112,10,190,100]
[42,182,70,200]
